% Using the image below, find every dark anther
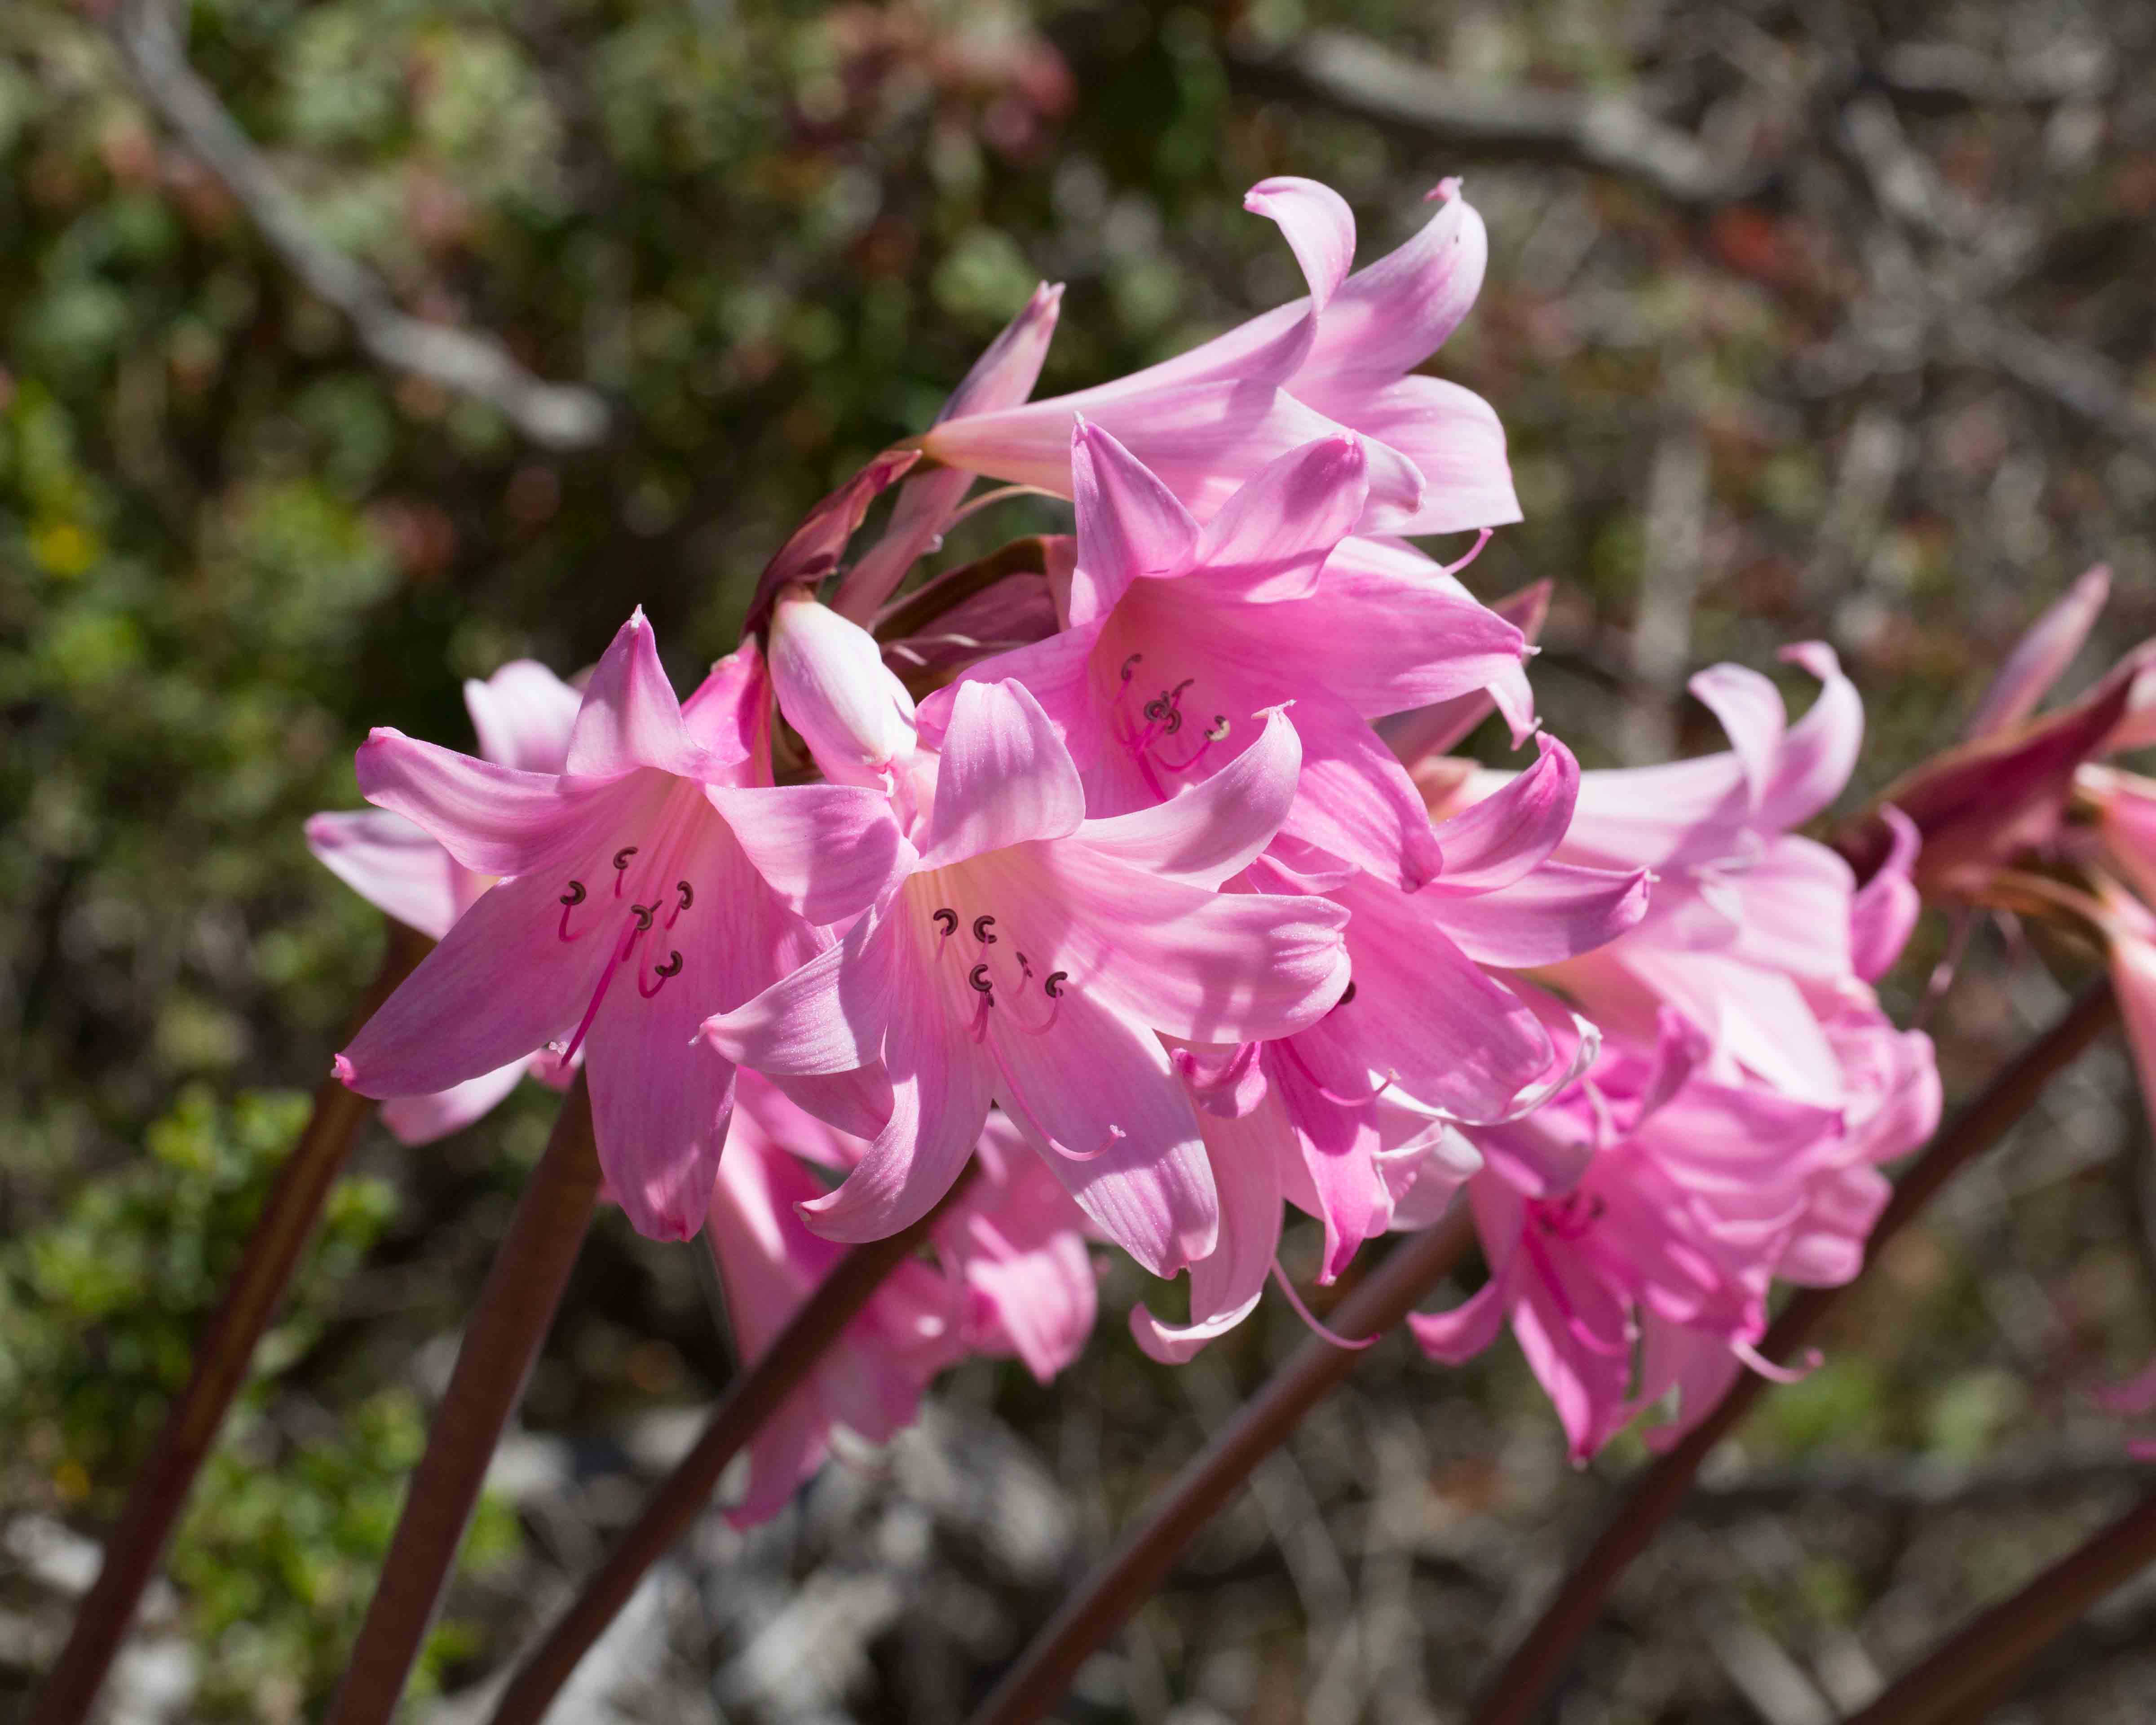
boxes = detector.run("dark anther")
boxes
[1119,653,1143,681]
[559,880,587,907]
[612,846,638,871]
[653,951,683,979]
[675,880,694,911]
[1144,695,1170,722]
[1206,715,1231,740]
[1339,979,1357,1005]
[932,907,959,937]
[630,902,656,932]
[1043,971,1068,998]
[968,963,994,995]
[972,915,998,943]
[1161,708,1184,734]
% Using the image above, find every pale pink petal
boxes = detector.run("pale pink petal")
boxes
[1131,1097,1287,1362]
[1423,735,1577,894]
[1512,1241,1635,1462]
[355,730,640,880]
[1190,433,1368,601]
[1069,419,1200,626]
[705,784,910,926]
[1298,185,1487,389]
[464,659,582,773]
[564,610,713,779]
[1274,1048,1391,1282]
[1028,844,1350,1043]
[744,447,919,628]
[1434,861,1651,968]
[1071,705,1301,889]
[305,809,469,939]
[766,590,918,787]
[800,992,995,1243]
[1378,575,1550,760]
[922,680,1086,868]
[985,982,1218,1275]
[1849,806,1922,981]
[1776,1166,1891,1287]
[1728,837,1856,979]
[1758,642,1863,829]
[1687,662,1786,811]
[378,1062,527,1146]
[1272,687,1445,891]
[1319,376,1519,535]
[338,871,598,1097]
[915,622,1103,768]
[1562,750,1755,871]
[757,1065,896,1146]
[702,905,898,1078]
[1967,564,2110,739]
[1245,176,1356,311]
[681,641,774,775]
[725,1392,827,1529]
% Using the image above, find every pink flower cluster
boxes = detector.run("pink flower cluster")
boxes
[311,173,1944,1511]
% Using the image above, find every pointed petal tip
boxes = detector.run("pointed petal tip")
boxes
[1427,175,1464,202]
[332,1053,357,1087]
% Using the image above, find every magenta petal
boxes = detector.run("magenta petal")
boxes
[985,982,1218,1275]
[305,809,471,940]
[1072,704,1301,889]
[799,994,994,1243]
[1069,419,1201,625]
[1131,1097,1287,1362]
[702,905,897,1077]
[564,610,716,779]
[706,784,910,926]
[922,680,1087,867]
[378,1062,527,1146]
[1425,735,1578,894]
[1273,686,1445,892]
[1244,177,1356,310]
[588,1015,735,1242]
[1324,376,1519,535]
[356,730,638,880]
[1191,433,1369,601]
[916,622,1102,765]
[463,659,582,774]
[339,870,596,1098]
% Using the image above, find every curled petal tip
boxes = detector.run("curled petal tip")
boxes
[332,1053,357,1086]
[362,725,406,746]
[1427,175,1464,202]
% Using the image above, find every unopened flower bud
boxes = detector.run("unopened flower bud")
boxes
[768,585,917,787]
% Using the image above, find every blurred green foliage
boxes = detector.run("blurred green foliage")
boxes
[0,1087,514,1714]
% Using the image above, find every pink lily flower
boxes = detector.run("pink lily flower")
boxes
[334,611,908,1240]
[766,584,919,789]
[916,176,1517,535]
[709,1077,1100,1526]
[702,677,1353,1277]
[307,659,584,1145]
[920,421,1528,890]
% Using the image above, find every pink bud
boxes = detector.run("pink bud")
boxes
[1964,563,2110,740]
[767,585,917,787]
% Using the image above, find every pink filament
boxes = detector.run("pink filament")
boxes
[1278,1039,1395,1107]
[1270,1258,1377,1351]
[562,919,642,1061]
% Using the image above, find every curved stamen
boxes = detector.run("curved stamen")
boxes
[1337,979,1357,1006]
[667,880,694,928]
[1043,971,1068,997]
[968,963,994,995]
[1043,1123,1126,1163]
[1154,720,1226,773]
[638,950,684,999]
[972,915,997,945]
[612,845,638,895]
[629,902,656,933]
[1438,525,1494,578]
[557,879,588,942]
[932,907,959,938]
[1278,1038,1396,1107]
[562,918,644,1061]
[1119,653,1143,682]
[1270,1258,1378,1351]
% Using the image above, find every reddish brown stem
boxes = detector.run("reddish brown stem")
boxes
[27,919,430,1725]
[485,1163,983,1725]
[1468,978,2119,1725]
[1843,1485,2156,1725]
[965,1208,1479,1725]
[325,1072,602,1725]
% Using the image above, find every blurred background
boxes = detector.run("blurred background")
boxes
[5,0,2156,1718]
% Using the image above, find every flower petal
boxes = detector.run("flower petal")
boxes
[1966,563,2110,739]
[1072,704,1302,889]
[706,784,910,926]
[986,982,1218,1276]
[1424,735,1578,894]
[356,730,640,880]
[1130,1096,1287,1362]
[1069,419,1200,626]
[379,1062,528,1146]
[1687,661,1785,812]
[1301,183,1487,387]
[1190,433,1369,601]
[564,609,712,779]
[1322,376,1519,535]
[1435,860,1652,968]
[1245,176,1356,311]
[922,680,1086,868]
[1759,642,1863,829]
[702,902,899,1077]
[464,659,582,774]
[305,809,472,939]
[1273,686,1446,892]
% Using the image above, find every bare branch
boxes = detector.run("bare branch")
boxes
[1226,30,1757,205]
[112,0,608,449]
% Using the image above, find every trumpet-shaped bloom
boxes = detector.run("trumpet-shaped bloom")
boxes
[921,423,1528,889]
[336,612,907,1239]
[766,584,919,788]
[918,177,1517,534]
[307,659,584,1144]
[710,1077,1098,1526]
[703,678,1352,1276]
